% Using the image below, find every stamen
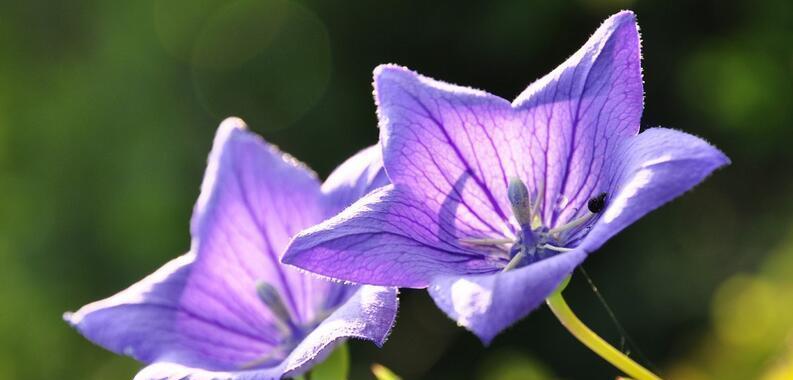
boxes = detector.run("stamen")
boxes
[460,237,515,246]
[548,192,608,236]
[548,212,594,235]
[508,177,532,226]
[541,244,574,252]
[503,245,527,272]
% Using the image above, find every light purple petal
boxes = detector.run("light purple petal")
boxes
[69,118,395,373]
[65,253,272,370]
[578,127,729,252]
[133,285,399,380]
[425,127,728,344]
[374,64,519,237]
[428,249,586,344]
[283,185,502,288]
[321,144,390,214]
[512,11,643,228]
[183,117,336,357]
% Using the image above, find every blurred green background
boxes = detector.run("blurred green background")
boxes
[0,0,791,379]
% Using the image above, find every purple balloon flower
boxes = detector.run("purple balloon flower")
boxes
[283,11,728,343]
[65,118,397,379]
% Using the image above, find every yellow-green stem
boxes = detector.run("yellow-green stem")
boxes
[545,285,662,380]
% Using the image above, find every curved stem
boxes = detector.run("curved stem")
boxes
[545,286,661,380]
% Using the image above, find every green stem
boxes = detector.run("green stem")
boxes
[545,282,661,380]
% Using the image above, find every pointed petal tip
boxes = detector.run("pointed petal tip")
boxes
[477,333,496,346]
[372,63,505,119]
[280,231,313,266]
[603,10,640,49]
[600,10,639,40]
[62,311,76,325]
[210,117,250,157]
[280,246,296,264]
[219,116,248,130]
[372,64,417,100]
[214,117,249,146]
[605,10,637,28]
[461,321,497,346]
[712,145,731,167]
[373,63,412,80]
[62,301,100,330]
[711,150,731,170]
[613,9,637,20]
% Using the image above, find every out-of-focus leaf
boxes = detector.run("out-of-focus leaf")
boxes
[310,343,349,380]
[371,363,401,380]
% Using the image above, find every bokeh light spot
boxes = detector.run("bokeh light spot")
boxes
[191,0,331,131]
[680,46,786,135]
[475,348,554,380]
[712,274,777,347]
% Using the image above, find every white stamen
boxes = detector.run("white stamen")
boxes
[460,237,515,246]
[548,212,594,236]
[503,246,527,272]
[541,244,574,252]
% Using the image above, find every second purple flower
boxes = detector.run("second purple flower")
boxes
[283,11,729,343]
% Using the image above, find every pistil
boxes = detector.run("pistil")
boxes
[257,282,302,337]
[508,177,533,227]
[504,177,541,271]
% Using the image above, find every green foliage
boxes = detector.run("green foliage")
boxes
[475,349,554,380]
[372,363,402,380]
[310,343,350,380]
[668,229,793,380]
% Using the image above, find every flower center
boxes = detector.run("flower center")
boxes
[239,282,332,369]
[461,178,607,271]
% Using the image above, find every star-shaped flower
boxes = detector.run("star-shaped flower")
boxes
[283,11,728,343]
[65,118,397,379]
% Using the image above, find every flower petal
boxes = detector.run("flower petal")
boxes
[65,254,273,370]
[428,249,586,344]
[284,185,502,288]
[69,118,363,371]
[321,144,390,214]
[512,11,644,227]
[279,285,398,375]
[425,128,728,344]
[185,117,336,349]
[374,64,518,236]
[132,285,398,380]
[579,127,730,252]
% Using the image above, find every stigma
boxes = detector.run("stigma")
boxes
[257,282,301,336]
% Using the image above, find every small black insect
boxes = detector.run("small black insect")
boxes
[587,192,608,213]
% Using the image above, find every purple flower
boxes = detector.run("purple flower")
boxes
[65,118,397,379]
[282,11,728,343]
